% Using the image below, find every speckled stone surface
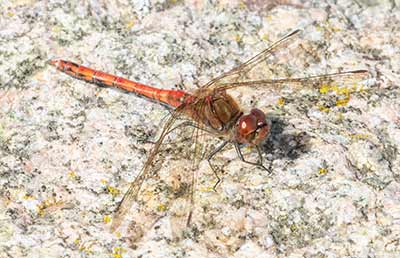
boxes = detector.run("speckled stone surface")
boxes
[1,0,399,257]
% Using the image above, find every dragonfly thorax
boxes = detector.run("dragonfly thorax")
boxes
[235,108,270,146]
[189,91,242,133]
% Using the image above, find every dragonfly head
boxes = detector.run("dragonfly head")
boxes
[236,108,270,146]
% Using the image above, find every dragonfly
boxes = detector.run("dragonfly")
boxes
[49,29,369,233]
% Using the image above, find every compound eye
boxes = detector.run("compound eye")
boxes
[238,115,257,136]
[250,108,266,125]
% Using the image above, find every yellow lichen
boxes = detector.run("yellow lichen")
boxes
[263,187,272,195]
[23,194,35,200]
[107,186,120,197]
[103,215,111,224]
[234,34,242,43]
[331,26,342,32]
[264,15,273,22]
[335,96,350,106]
[78,240,95,255]
[318,168,327,175]
[112,247,125,258]
[315,25,324,32]
[319,106,330,113]
[277,97,285,106]
[261,33,269,41]
[157,203,167,212]
[199,185,214,193]
[319,84,359,96]
[126,20,135,29]
[37,196,63,217]
[73,238,80,246]
[319,84,331,94]
[349,133,370,140]
[68,170,77,179]
[238,0,246,9]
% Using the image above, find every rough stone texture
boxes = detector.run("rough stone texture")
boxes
[0,0,399,257]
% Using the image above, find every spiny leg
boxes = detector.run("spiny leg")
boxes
[234,143,271,173]
[256,145,273,173]
[207,141,229,191]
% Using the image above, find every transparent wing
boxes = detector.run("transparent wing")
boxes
[111,106,184,232]
[167,120,201,240]
[201,29,370,95]
[166,100,219,240]
[202,29,301,89]
[214,69,370,93]
[111,102,217,241]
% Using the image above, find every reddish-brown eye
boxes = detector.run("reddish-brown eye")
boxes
[238,115,257,136]
[236,108,270,145]
[250,108,266,121]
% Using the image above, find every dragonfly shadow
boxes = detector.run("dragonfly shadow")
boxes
[263,116,312,161]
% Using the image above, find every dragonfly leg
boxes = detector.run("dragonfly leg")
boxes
[234,143,272,173]
[207,141,229,191]
[257,145,273,173]
[186,165,196,228]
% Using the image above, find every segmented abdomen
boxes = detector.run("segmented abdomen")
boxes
[50,59,190,108]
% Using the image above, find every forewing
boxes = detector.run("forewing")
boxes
[215,70,370,93]
[202,29,302,89]
[201,29,370,96]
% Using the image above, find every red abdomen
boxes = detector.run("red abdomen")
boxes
[50,59,190,108]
